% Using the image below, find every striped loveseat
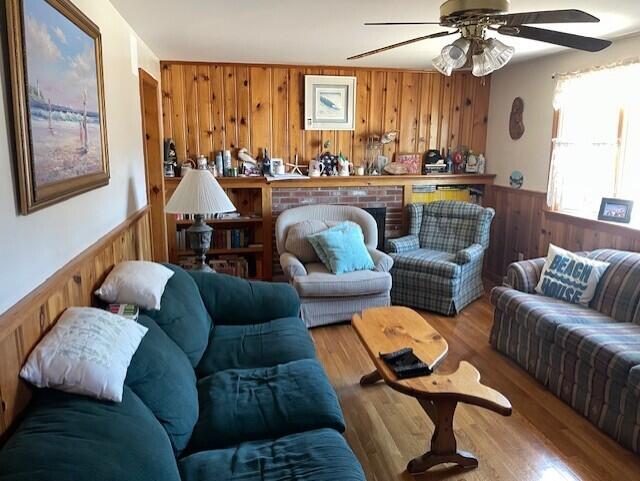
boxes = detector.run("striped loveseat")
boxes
[490,249,640,454]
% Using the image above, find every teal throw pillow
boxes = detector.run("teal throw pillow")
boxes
[307,222,374,275]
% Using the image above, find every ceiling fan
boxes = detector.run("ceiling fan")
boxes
[348,0,612,77]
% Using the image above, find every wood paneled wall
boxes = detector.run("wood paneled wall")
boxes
[160,62,491,165]
[484,186,640,282]
[0,207,152,438]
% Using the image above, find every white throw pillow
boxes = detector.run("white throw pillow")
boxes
[20,307,148,402]
[95,261,174,310]
[535,244,610,306]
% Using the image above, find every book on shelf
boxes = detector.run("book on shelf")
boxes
[208,256,250,278]
[177,228,252,251]
[213,228,251,249]
[174,212,260,221]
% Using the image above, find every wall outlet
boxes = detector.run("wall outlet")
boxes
[517,252,525,262]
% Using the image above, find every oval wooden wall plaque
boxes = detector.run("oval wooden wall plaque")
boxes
[509,97,525,140]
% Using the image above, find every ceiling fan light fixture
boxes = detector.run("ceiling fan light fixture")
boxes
[471,49,497,77]
[432,53,453,76]
[486,37,515,69]
[440,37,471,68]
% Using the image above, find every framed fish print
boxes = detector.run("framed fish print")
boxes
[6,0,109,214]
[304,75,356,131]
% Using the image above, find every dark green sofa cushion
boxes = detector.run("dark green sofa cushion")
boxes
[0,387,180,481]
[125,315,198,455]
[180,428,366,481]
[189,359,345,451]
[197,317,316,376]
[189,272,300,325]
[142,264,212,366]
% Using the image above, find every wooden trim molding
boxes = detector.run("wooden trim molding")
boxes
[484,185,640,281]
[0,206,152,438]
[544,208,640,239]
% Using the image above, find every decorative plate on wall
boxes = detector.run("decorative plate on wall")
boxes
[509,171,524,189]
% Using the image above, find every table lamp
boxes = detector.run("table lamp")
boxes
[165,166,235,272]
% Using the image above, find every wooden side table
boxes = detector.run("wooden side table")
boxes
[353,306,512,475]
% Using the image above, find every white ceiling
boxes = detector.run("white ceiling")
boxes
[111,0,640,69]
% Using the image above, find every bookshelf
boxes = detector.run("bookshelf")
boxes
[165,177,270,280]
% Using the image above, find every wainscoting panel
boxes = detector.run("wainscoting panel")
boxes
[0,207,152,438]
[160,62,491,166]
[484,186,640,282]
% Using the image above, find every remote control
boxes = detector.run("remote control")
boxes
[380,347,413,361]
[395,363,432,378]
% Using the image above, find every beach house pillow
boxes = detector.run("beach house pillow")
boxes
[20,307,148,402]
[95,261,174,310]
[307,222,374,275]
[535,244,610,306]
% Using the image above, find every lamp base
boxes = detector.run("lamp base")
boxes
[186,214,214,272]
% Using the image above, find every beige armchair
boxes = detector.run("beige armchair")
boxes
[276,205,393,328]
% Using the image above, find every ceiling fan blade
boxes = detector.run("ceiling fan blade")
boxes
[492,9,600,26]
[347,31,456,60]
[364,22,442,26]
[497,25,612,52]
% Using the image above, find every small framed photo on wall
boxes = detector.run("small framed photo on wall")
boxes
[304,75,356,131]
[598,198,633,224]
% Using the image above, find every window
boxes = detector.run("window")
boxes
[547,62,640,226]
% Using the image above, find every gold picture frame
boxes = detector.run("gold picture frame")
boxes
[6,0,109,214]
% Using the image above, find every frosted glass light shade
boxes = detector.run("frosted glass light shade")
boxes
[432,54,453,76]
[441,38,470,69]
[486,38,515,70]
[472,50,496,77]
[165,168,235,214]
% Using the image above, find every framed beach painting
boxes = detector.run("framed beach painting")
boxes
[6,0,109,214]
[304,75,356,131]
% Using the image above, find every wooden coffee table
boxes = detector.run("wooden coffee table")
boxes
[352,306,512,475]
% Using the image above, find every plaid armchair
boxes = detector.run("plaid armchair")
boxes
[388,201,495,315]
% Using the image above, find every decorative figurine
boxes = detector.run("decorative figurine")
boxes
[477,153,486,174]
[466,151,478,173]
[286,153,305,175]
[452,150,464,174]
[163,138,178,177]
[338,152,351,176]
[261,148,272,176]
[238,148,261,176]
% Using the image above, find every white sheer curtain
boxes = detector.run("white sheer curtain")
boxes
[548,60,640,221]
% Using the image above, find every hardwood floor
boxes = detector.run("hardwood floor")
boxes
[311,294,640,481]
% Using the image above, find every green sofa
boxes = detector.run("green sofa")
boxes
[0,265,366,481]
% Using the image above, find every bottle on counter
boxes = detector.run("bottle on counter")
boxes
[215,151,224,177]
[446,149,453,174]
[223,150,232,176]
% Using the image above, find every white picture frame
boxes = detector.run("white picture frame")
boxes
[304,75,356,131]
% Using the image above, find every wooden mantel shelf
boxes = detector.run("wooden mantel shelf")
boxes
[165,174,496,189]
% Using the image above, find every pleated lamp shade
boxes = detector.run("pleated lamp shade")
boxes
[165,168,235,215]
